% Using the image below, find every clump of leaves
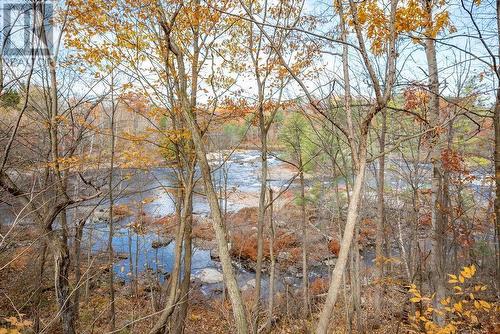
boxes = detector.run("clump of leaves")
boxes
[0,316,32,334]
[408,265,493,334]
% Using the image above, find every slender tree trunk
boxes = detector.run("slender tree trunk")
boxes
[348,240,355,330]
[443,121,454,272]
[51,226,76,334]
[299,163,310,317]
[494,0,500,293]
[159,12,248,332]
[43,9,76,331]
[374,111,386,312]
[265,187,275,331]
[173,174,195,334]
[353,225,363,333]
[495,88,500,292]
[128,228,134,296]
[85,225,93,302]
[254,114,267,331]
[73,219,85,321]
[181,107,249,334]
[107,77,116,331]
[316,141,367,334]
[423,6,446,322]
[33,242,47,333]
[316,3,370,331]
[172,218,192,334]
[135,231,139,298]
[149,186,187,334]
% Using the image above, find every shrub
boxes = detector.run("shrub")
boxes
[309,277,329,295]
[230,233,269,262]
[328,239,340,256]
[112,204,133,217]
[192,221,214,241]
[408,265,493,334]
[274,232,299,253]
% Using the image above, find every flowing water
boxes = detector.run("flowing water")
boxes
[2,149,492,295]
[87,150,295,294]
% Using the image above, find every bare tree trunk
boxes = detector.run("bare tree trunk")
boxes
[33,242,47,333]
[73,219,85,321]
[128,228,134,296]
[254,111,267,330]
[443,120,454,272]
[316,2,371,331]
[316,143,368,334]
[494,0,500,293]
[423,3,446,322]
[353,225,363,333]
[107,74,116,331]
[173,177,195,334]
[149,186,186,334]
[158,7,249,332]
[374,111,386,313]
[135,231,139,298]
[265,187,275,331]
[85,225,93,302]
[51,225,76,334]
[299,163,310,317]
[495,87,500,293]
[161,34,249,334]
[181,107,249,334]
[41,6,77,331]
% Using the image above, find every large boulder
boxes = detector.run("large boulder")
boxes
[151,238,173,249]
[192,268,224,284]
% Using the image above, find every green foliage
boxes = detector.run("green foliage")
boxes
[278,112,317,173]
[159,115,169,130]
[472,240,493,259]
[1,89,20,108]
[274,110,285,124]
[223,122,246,142]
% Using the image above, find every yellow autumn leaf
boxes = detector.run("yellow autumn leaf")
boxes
[474,300,481,309]
[479,300,491,309]
[440,297,450,305]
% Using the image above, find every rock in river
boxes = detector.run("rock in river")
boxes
[210,248,219,260]
[151,238,173,249]
[241,278,256,291]
[191,268,224,284]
